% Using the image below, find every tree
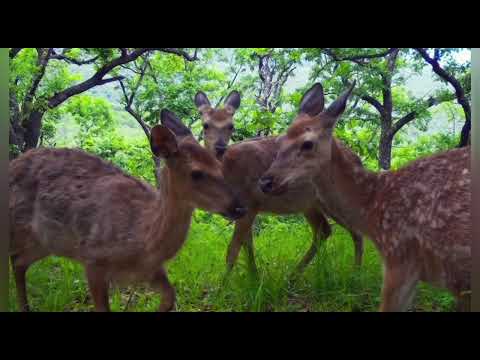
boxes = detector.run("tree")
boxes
[118,49,229,138]
[305,48,458,170]
[414,48,471,147]
[116,49,228,184]
[229,48,302,137]
[9,48,198,159]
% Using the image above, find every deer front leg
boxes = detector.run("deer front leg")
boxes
[456,291,471,312]
[226,212,257,273]
[151,267,176,312]
[10,243,48,312]
[242,225,257,275]
[379,262,419,312]
[85,265,110,312]
[12,261,30,312]
[350,231,364,267]
[295,209,331,274]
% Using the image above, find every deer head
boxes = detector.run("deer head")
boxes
[156,109,246,220]
[194,90,241,159]
[259,82,355,195]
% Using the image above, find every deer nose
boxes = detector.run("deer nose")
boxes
[215,144,227,156]
[259,176,274,194]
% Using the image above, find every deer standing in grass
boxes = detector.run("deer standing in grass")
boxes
[260,82,471,311]
[9,109,247,312]
[190,90,364,274]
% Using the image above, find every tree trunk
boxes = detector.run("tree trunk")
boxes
[459,116,471,148]
[9,125,24,160]
[9,121,25,160]
[23,110,45,151]
[379,129,393,170]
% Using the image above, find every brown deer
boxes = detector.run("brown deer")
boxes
[260,82,471,311]
[192,90,364,275]
[9,109,247,312]
[195,90,240,159]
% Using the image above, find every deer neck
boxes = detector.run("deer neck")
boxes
[311,140,384,239]
[143,167,194,260]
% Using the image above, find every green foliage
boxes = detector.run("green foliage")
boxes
[392,132,458,170]
[80,130,155,184]
[9,144,21,157]
[62,95,115,147]
[10,49,82,112]
[121,50,228,133]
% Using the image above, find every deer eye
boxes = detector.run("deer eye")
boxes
[191,170,205,181]
[301,141,314,151]
[203,123,209,130]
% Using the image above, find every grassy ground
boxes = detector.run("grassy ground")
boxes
[8,214,455,312]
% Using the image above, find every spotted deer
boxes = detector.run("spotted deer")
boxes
[260,82,471,311]
[9,109,247,312]
[190,90,364,274]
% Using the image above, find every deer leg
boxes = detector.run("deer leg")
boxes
[10,245,48,312]
[10,257,30,312]
[350,231,364,267]
[295,209,331,274]
[456,291,471,312]
[379,262,419,312]
[243,228,258,276]
[85,265,110,312]
[151,267,176,312]
[226,212,256,273]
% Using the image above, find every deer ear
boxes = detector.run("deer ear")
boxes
[224,90,241,114]
[194,91,212,113]
[150,124,178,158]
[299,83,325,116]
[323,81,356,128]
[160,109,192,137]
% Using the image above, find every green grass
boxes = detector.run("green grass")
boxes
[8,214,456,312]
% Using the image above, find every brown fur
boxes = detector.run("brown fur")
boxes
[198,115,364,274]
[196,92,238,158]
[9,132,245,312]
[263,87,471,311]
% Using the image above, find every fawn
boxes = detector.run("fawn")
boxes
[260,82,471,311]
[186,90,364,274]
[9,109,247,312]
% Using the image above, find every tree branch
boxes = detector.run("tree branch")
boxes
[118,58,151,139]
[323,48,398,66]
[360,94,385,117]
[215,65,243,107]
[22,48,53,114]
[50,49,99,65]
[158,48,199,61]
[390,94,455,137]
[414,48,471,147]
[9,48,23,59]
[119,80,151,138]
[47,48,199,109]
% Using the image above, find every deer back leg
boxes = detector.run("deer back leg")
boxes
[85,265,110,312]
[379,261,419,312]
[295,209,331,274]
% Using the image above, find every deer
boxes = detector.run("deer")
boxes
[190,90,364,275]
[259,82,471,311]
[9,109,247,312]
